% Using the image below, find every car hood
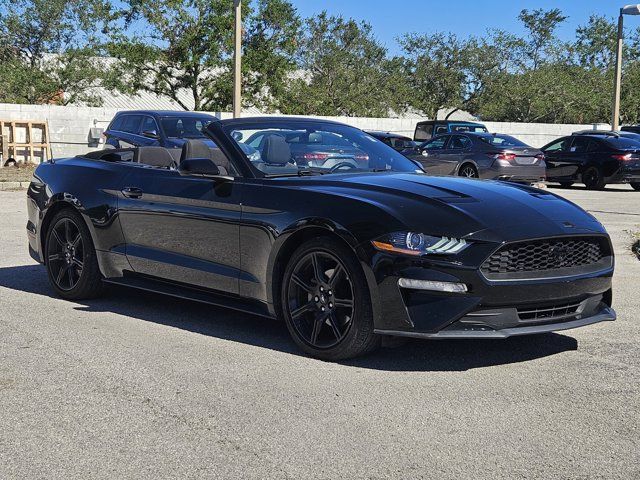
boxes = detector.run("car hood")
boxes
[295,172,606,242]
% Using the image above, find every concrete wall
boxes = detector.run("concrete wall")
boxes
[0,103,607,161]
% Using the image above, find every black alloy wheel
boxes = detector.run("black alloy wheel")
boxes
[281,238,379,360]
[47,217,84,291]
[582,166,605,190]
[46,209,105,299]
[287,251,354,349]
[459,164,478,178]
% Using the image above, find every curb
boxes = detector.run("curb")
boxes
[0,182,30,191]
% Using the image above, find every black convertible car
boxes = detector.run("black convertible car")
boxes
[26,117,616,360]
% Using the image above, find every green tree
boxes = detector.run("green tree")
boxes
[0,0,111,105]
[106,0,300,112]
[279,12,396,117]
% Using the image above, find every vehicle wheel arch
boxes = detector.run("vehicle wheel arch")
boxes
[268,222,381,325]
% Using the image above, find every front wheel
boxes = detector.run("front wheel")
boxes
[280,237,379,360]
[631,182,640,191]
[45,209,105,300]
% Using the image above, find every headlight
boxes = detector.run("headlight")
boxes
[371,232,469,256]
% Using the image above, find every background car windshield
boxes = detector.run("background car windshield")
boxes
[224,121,422,175]
[478,134,528,147]
[161,117,212,139]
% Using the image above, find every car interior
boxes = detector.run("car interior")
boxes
[82,140,234,176]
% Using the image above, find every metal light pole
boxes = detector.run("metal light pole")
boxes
[611,4,640,130]
[233,0,242,118]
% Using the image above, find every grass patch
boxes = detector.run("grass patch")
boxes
[0,163,36,183]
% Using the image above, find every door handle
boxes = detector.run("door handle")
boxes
[122,187,143,199]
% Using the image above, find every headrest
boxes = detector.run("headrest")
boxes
[137,147,176,168]
[180,139,212,164]
[261,134,291,165]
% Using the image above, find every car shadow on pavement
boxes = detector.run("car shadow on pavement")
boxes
[0,264,578,372]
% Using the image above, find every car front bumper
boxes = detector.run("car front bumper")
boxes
[367,245,615,340]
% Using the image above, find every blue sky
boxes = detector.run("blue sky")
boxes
[292,0,636,54]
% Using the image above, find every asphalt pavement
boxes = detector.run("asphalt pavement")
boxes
[0,184,638,479]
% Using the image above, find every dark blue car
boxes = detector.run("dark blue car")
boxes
[104,110,261,161]
[104,110,218,150]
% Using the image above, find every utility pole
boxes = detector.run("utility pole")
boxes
[233,0,242,118]
[612,11,624,131]
[611,5,640,130]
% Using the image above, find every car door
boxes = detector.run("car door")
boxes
[416,135,449,174]
[437,134,469,175]
[117,163,243,294]
[542,136,573,179]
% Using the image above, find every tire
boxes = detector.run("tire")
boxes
[4,158,16,167]
[45,208,105,300]
[559,182,574,188]
[631,182,640,191]
[582,166,606,190]
[458,164,478,178]
[280,237,380,361]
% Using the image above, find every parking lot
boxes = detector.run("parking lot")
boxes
[0,185,638,479]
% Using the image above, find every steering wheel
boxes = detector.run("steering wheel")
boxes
[330,162,358,173]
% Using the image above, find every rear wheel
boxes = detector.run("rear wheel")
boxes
[46,209,105,300]
[631,182,640,191]
[582,166,606,190]
[280,237,379,361]
[459,164,478,178]
[559,182,574,188]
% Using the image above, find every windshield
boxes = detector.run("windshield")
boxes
[223,120,423,176]
[477,134,528,147]
[160,116,214,139]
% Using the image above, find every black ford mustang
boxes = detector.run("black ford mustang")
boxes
[26,117,616,360]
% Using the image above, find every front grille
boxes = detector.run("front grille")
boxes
[481,237,606,279]
[517,301,582,322]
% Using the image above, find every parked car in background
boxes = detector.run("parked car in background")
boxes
[542,131,640,190]
[104,110,260,162]
[413,120,488,142]
[621,125,640,134]
[364,131,420,155]
[408,132,545,183]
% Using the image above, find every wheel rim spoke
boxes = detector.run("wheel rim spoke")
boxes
[56,264,69,286]
[328,264,343,288]
[51,229,65,247]
[327,313,342,339]
[334,298,353,308]
[310,314,326,344]
[311,253,325,284]
[72,257,84,270]
[291,273,313,294]
[48,253,61,262]
[71,232,82,249]
[64,219,73,243]
[290,301,313,319]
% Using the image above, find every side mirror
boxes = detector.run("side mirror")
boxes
[142,130,159,139]
[179,158,227,179]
